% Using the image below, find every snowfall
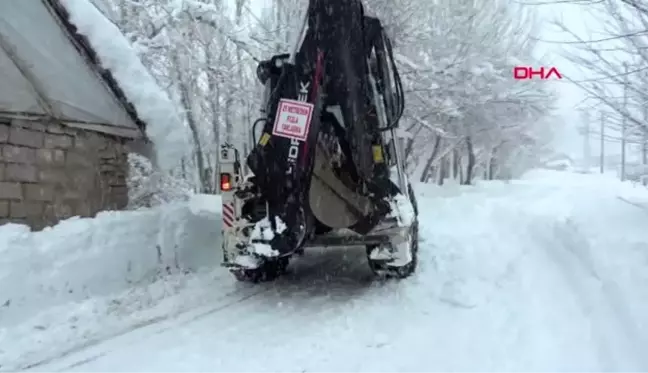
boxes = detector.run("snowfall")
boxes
[0,169,647,372]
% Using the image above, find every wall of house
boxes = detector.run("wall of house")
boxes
[0,118,130,230]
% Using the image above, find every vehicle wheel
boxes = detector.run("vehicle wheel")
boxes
[367,184,419,279]
[230,256,290,283]
[367,220,418,279]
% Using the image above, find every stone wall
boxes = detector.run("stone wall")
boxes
[0,118,130,230]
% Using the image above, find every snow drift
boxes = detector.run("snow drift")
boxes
[0,195,223,370]
[0,195,222,327]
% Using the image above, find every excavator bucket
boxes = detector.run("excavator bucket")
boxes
[309,142,375,229]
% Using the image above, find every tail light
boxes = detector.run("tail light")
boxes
[220,173,232,191]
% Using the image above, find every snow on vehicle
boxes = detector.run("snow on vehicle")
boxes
[218,0,419,282]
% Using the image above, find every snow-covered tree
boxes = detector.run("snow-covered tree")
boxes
[551,0,648,176]
[379,0,558,183]
[103,0,556,192]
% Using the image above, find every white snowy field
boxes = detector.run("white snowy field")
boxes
[2,169,648,371]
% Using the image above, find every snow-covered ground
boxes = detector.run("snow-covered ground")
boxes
[2,170,648,371]
[0,195,223,370]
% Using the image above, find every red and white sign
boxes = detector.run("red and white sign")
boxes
[272,98,314,141]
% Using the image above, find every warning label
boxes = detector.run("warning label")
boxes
[272,98,314,141]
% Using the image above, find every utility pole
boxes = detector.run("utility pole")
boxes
[621,62,628,181]
[643,92,648,185]
[581,110,590,172]
[600,111,605,174]
[643,121,647,166]
[643,99,648,165]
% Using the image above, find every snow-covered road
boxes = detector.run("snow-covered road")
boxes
[4,170,648,371]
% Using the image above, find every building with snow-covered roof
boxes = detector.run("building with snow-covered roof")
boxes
[0,0,160,230]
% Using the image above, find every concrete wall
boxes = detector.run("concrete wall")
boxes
[0,118,130,230]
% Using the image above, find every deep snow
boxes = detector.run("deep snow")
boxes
[0,195,223,370]
[2,170,648,371]
[60,0,189,169]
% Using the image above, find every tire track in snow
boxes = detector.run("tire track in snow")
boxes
[540,216,647,371]
[557,218,646,349]
[21,286,268,371]
[56,288,269,371]
[566,219,647,367]
[31,245,375,372]
[419,194,535,311]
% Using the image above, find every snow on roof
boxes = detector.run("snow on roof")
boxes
[0,1,142,137]
[58,0,189,170]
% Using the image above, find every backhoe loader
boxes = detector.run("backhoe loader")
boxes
[218,0,419,282]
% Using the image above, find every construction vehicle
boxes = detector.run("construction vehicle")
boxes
[218,0,419,282]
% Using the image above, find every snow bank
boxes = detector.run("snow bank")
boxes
[59,0,189,170]
[0,195,225,370]
[0,195,222,328]
[412,178,513,200]
[188,193,222,216]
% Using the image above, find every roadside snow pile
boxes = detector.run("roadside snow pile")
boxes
[59,0,189,170]
[188,193,222,217]
[522,168,648,210]
[614,176,648,210]
[0,195,223,370]
[0,194,222,326]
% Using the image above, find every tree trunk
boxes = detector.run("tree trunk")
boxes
[451,149,460,180]
[404,124,422,160]
[170,50,206,192]
[488,146,499,180]
[462,136,476,185]
[458,155,464,184]
[205,41,221,190]
[437,157,446,185]
[205,155,214,193]
[419,135,442,182]
[235,0,246,153]
[275,0,283,52]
